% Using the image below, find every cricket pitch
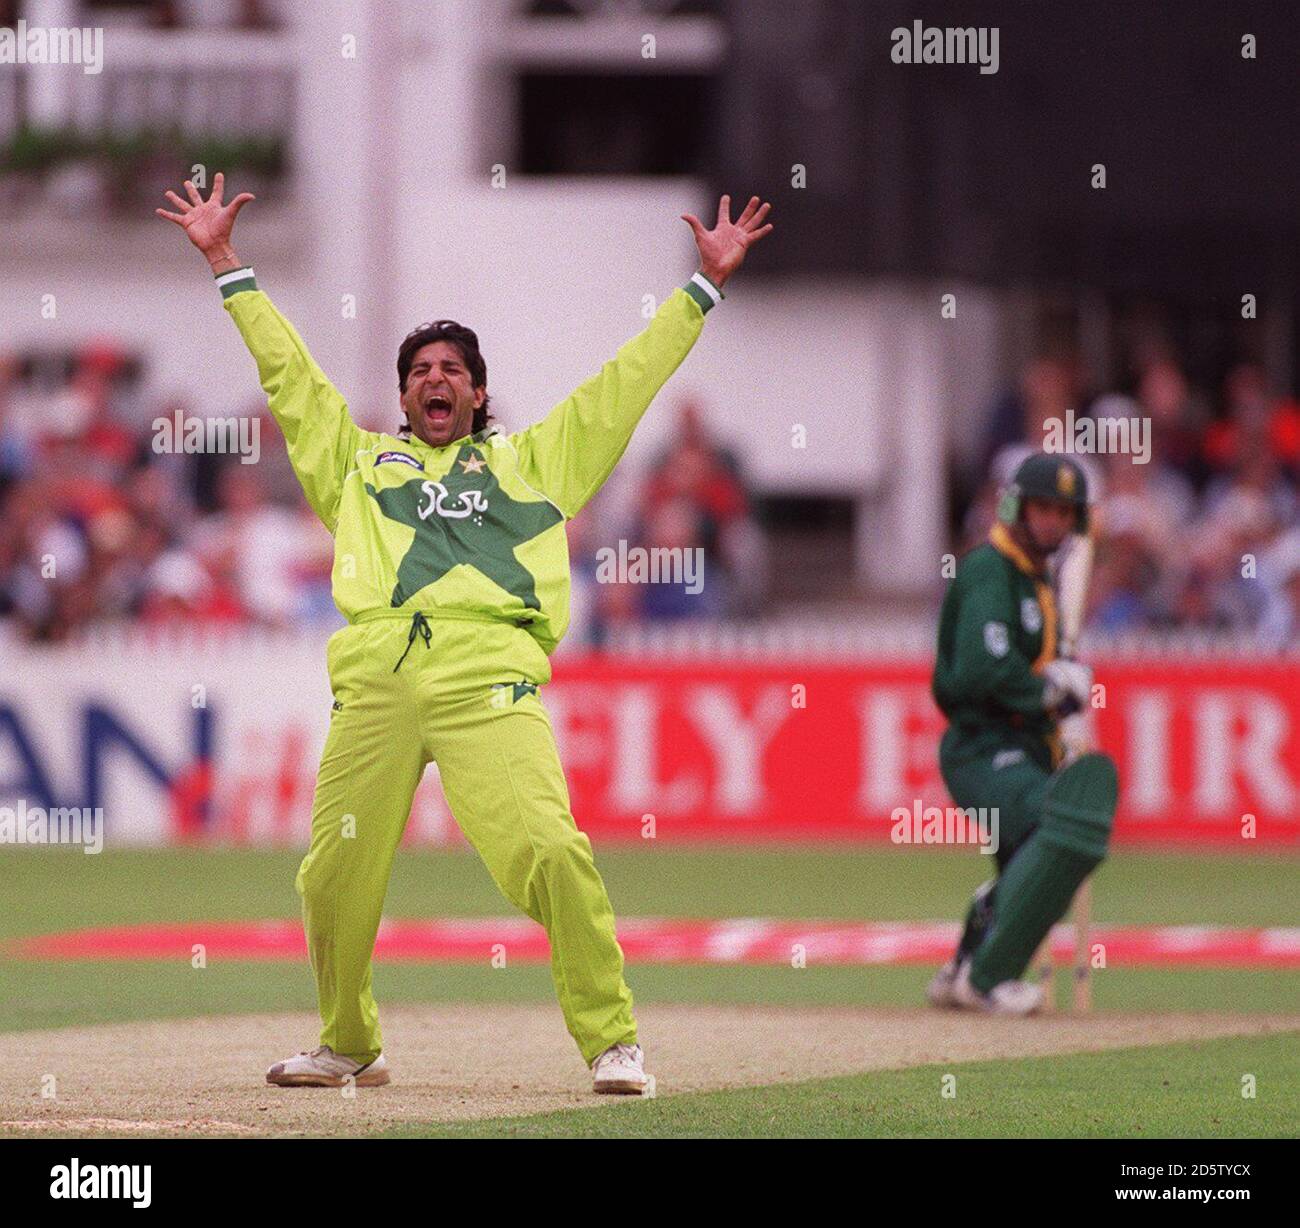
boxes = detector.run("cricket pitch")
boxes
[1,1004,1296,1137]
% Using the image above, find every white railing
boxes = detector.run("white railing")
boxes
[26,617,1300,662]
[1,28,297,142]
[600,621,1300,660]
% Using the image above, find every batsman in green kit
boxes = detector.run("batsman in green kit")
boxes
[927,453,1119,1014]
[158,173,772,1092]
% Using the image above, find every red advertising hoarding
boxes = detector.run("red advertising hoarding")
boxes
[9,642,1291,846]
[542,657,1299,846]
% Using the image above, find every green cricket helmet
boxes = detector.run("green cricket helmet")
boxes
[996,452,1090,532]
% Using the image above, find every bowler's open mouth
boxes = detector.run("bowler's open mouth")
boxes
[424,395,452,422]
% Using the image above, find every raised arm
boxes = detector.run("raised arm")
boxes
[511,194,773,518]
[156,174,367,533]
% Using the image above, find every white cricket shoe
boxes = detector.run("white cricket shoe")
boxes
[952,962,1045,1016]
[266,1045,391,1088]
[926,959,963,1008]
[591,1042,648,1095]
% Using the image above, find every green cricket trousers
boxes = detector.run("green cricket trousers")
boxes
[938,723,1116,991]
[295,609,637,1066]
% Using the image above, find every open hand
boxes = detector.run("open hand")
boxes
[155,172,254,269]
[680,194,773,289]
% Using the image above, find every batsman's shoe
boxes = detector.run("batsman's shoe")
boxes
[952,963,1045,1016]
[266,1045,391,1088]
[925,959,963,1008]
[591,1042,648,1095]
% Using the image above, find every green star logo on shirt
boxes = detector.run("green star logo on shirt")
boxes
[366,446,563,610]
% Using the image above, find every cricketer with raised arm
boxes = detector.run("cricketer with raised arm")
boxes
[157,174,772,1093]
[926,452,1119,1015]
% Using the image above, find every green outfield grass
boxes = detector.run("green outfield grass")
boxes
[2,844,1296,938]
[1,959,1296,1035]
[0,846,1296,1033]
[385,1032,1299,1139]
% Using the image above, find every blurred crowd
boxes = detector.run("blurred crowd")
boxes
[959,352,1300,648]
[8,331,1300,648]
[0,347,768,644]
[0,341,339,641]
[567,402,770,645]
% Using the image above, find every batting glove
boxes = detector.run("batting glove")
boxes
[1042,659,1093,718]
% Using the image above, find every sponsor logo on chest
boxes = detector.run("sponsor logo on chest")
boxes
[375,450,424,471]
[1021,597,1043,634]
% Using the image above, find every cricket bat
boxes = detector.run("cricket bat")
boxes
[1055,513,1100,1011]
[1056,523,1097,691]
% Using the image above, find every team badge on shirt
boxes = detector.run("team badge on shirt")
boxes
[983,621,1010,658]
[1021,598,1043,633]
[488,681,539,709]
[375,451,424,470]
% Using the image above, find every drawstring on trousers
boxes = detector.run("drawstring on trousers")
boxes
[393,611,432,672]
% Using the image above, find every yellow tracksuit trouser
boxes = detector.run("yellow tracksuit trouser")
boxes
[295,611,636,1066]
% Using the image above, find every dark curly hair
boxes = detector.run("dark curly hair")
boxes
[396,320,492,436]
